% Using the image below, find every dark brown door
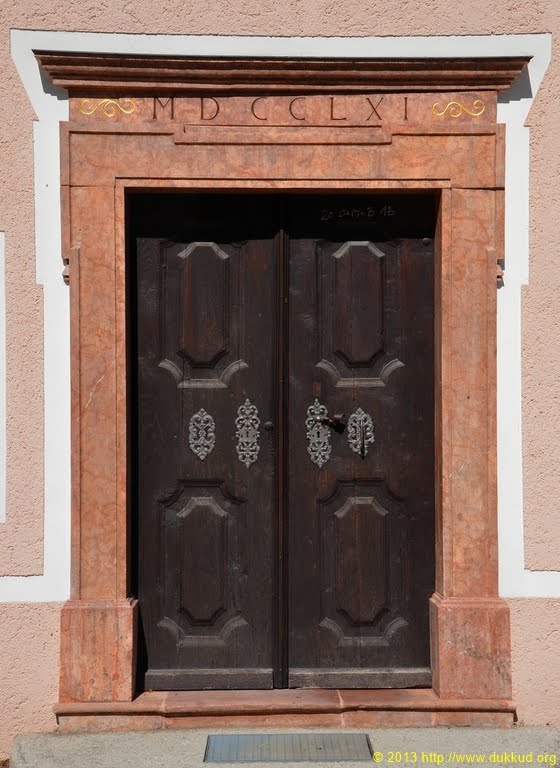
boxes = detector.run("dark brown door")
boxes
[286,197,434,688]
[133,193,435,691]
[135,197,279,689]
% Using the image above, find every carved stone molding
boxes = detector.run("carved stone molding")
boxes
[35,52,530,95]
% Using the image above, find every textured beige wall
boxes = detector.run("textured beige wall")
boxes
[0,603,61,763]
[509,599,560,726]
[0,0,560,759]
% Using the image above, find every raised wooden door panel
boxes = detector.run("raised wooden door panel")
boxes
[286,195,435,688]
[135,197,278,690]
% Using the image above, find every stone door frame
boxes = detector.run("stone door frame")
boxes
[35,51,527,724]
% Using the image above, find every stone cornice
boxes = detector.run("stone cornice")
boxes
[34,52,530,94]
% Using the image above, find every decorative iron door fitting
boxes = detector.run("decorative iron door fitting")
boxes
[305,399,332,468]
[188,408,216,461]
[347,407,375,458]
[235,398,261,468]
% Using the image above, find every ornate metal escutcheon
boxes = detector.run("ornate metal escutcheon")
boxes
[188,408,216,461]
[235,398,261,468]
[347,407,375,458]
[306,399,332,468]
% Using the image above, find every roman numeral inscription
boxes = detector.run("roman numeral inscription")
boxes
[136,93,487,127]
[73,92,491,126]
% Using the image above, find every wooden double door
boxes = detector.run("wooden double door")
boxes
[134,193,435,690]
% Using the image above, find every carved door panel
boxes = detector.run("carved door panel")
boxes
[135,196,278,689]
[286,195,435,688]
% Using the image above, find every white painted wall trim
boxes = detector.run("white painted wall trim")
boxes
[0,53,70,599]
[1,29,552,601]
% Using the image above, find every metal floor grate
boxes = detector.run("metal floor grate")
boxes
[204,733,373,762]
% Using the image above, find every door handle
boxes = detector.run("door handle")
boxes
[318,413,347,434]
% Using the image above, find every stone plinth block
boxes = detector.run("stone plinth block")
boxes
[59,598,137,703]
[430,593,512,700]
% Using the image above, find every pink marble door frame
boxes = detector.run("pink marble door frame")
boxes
[38,57,523,712]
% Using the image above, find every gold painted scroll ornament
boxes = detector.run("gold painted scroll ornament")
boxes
[432,99,485,118]
[79,98,137,117]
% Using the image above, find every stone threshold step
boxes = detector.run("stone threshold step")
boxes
[54,690,517,731]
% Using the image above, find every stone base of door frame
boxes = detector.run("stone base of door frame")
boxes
[59,599,138,704]
[57,595,513,727]
[54,689,515,731]
[430,594,512,701]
